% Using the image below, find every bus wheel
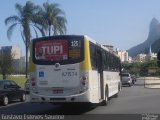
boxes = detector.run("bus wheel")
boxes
[101,87,108,106]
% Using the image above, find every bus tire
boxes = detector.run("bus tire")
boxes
[101,86,108,106]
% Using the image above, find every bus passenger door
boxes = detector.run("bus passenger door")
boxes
[97,50,104,100]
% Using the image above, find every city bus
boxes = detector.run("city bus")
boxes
[29,35,121,105]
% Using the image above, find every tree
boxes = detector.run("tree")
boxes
[0,52,14,79]
[5,1,40,78]
[123,60,160,76]
[34,2,67,36]
[157,49,160,67]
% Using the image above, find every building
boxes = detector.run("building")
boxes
[117,50,128,62]
[0,46,24,74]
[128,56,133,63]
[12,47,21,59]
[20,56,26,69]
[103,44,119,56]
[103,45,114,52]
[133,45,157,62]
[1,46,21,59]
[145,45,157,61]
[134,53,146,62]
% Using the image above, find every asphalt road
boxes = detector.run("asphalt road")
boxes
[86,78,160,114]
[0,78,160,115]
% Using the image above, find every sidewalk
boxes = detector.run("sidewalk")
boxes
[144,77,160,88]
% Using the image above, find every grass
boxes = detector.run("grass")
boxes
[0,75,27,88]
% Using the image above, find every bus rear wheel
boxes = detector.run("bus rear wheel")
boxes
[101,87,108,106]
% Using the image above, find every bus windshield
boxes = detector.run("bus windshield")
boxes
[32,36,84,65]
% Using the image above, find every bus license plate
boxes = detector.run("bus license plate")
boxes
[53,89,63,94]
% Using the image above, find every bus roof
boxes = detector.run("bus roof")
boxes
[84,35,110,52]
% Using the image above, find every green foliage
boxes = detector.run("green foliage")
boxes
[33,1,67,36]
[122,62,140,75]
[157,61,160,67]
[157,49,160,67]
[123,60,160,76]
[0,53,14,79]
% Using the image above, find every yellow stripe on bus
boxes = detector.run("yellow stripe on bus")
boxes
[81,38,92,70]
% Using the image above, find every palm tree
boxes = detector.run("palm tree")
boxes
[5,1,40,78]
[34,2,67,36]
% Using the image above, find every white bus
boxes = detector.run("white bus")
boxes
[29,35,121,105]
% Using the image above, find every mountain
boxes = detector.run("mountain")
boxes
[152,38,160,53]
[128,18,160,57]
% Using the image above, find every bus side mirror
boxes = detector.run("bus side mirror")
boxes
[157,50,160,67]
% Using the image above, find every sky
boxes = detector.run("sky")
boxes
[1,0,160,56]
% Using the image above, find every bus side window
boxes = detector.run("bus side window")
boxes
[113,56,116,71]
[114,57,118,71]
[108,53,112,70]
[106,52,110,70]
[90,42,97,70]
[112,56,114,70]
[102,51,107,70]
[117,58,121,71]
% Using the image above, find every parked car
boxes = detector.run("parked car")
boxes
[24,79,30,94]
[121,73,133,87]
[0,80,26,106]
